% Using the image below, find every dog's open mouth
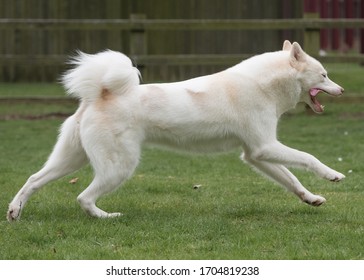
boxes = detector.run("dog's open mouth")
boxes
[309,88,325,113]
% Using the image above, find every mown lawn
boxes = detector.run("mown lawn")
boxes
[0,63,363,260]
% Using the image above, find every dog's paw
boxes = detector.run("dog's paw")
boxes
[303,194,326,207]
[327,171,346,182]
[7,203,22,222]
[106,212,122,218]
[319,168,345,182]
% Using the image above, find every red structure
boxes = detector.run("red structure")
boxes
[304,0,363,52]
[345,0,354,49]
[320,0,329,50]
[361,0,364,53]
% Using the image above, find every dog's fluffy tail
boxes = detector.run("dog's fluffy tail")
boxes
[61,50,140,102]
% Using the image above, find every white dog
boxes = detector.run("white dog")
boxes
[7,40,345,221]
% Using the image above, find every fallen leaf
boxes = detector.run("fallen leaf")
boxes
[193,184,202,190]
[69,177,79,184]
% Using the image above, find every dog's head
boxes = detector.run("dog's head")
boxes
[283,40,344,114]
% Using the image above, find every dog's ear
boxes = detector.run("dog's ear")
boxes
[289,42,306,68]
[282,40,292,51]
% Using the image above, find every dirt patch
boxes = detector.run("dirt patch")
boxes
[0,97,76,104]
[339,112,364,120]
[0,112,71,120]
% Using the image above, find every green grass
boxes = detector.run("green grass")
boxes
[324,63,364,94]
[0,64,364,260]
[0,83,65,97]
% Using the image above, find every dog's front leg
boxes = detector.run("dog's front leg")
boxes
[243,155,326,206]
[251,141,345,182]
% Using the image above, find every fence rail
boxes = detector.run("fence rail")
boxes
[1,17,364,82]
[1,18,364,30]
[2,53,364,66]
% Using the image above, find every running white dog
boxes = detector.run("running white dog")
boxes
[7,40,345,221]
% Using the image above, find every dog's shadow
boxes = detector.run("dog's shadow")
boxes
[224,202,324,222]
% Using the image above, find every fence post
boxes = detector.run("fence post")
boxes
[303,12,320,56]
[345,0,354,50]
[332,0,340,50]
[130,14,147,79]
[319,0,329,50]
[361,0,364,59]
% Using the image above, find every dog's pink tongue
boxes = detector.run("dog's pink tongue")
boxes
[310,88,321,97]
[309,88,323,113]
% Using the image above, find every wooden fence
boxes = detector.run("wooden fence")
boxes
[305,0,364,51]
[1,16,364,82]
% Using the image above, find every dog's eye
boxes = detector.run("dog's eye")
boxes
[321,74,327,78]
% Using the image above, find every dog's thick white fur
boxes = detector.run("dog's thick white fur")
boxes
[7,40,345,221]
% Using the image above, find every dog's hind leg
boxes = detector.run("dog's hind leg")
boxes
[77,132,141,218]
[7,114,88,222]
[243,155,326,206]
